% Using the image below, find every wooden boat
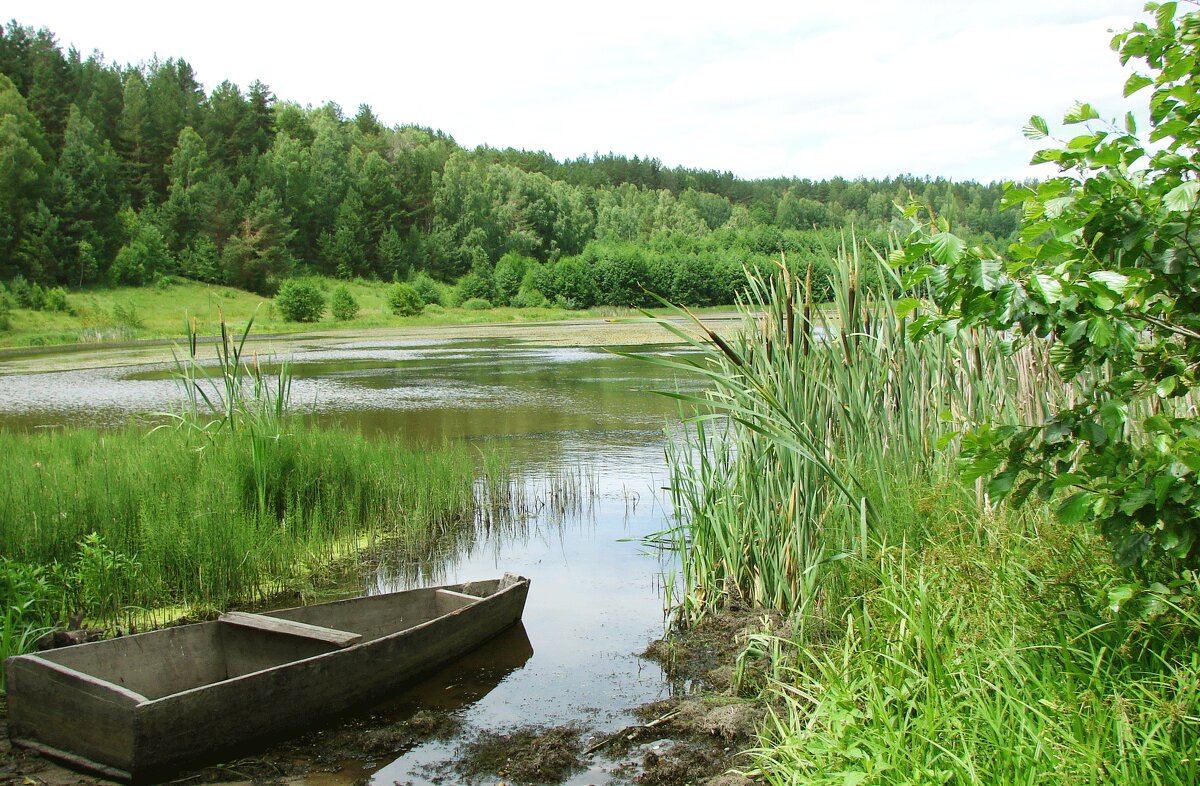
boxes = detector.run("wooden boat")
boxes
[5,574,530,782]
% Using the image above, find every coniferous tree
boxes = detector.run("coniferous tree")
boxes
[222,187,295,293]
[50,105,123,284]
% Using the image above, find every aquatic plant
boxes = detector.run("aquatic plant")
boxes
[644,241,1062,620]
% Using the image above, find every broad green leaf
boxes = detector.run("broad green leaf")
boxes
[1058,492,1092,525]
[1033,274,1064,304]
[1156,1,1178,31]
[1087,317,1113,346]
[1063,319,1088,344]
[1043,196,1074,218]
[1100,399,1129,430]
[927,232,965,266]
[988,468,1018,498]
[1163,180,1200,212]
[1115,533,1151,568]
[1125,111,1138,134]
[1107,583,1137,613]
[1124,73,1153,97]
[895,297,921,319]
[1066,133,1104,151]
[1023,115,1050,140]
[969,258,1002,291]
[1119,487,1155,515]
[1157,375,1178,397]
[1088,270,1129,294]
[1064,102,1100,124]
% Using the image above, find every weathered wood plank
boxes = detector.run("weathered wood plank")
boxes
[218,612,362,648]
[438,588,484,602]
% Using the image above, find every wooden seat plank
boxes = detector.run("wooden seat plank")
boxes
[218,612,362,648]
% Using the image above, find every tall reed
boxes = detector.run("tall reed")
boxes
[644,241,1064,621]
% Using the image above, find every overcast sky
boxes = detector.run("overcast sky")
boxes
[6,1,1148,183]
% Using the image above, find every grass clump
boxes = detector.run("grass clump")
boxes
[0,423,483,627]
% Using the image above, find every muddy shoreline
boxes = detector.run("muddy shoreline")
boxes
[1,611,773,786]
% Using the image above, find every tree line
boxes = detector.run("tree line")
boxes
[0,20,1019,308]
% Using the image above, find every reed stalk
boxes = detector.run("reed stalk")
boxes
[643,240,1067,622]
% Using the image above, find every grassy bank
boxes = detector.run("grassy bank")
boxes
[0,276,695,349]
[652,247,1200,783]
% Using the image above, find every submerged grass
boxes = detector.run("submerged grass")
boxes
[650,241,1200,783]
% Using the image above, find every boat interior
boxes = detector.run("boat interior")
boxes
[29,580,510,702]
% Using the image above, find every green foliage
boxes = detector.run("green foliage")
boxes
[461,296,493,311]
[0,422,501,630]
[42,285,69,312]
[749,502,1200,785]
[274,278,325,322]
[895,3,1200,570]
[493,251,531,306]
[456,269,496,304]
[386,282,423,316]
[110,209,169,285]
[329,283,359,320]
[549,256,597,309]
[110,300,144,330]
[0,556,70,678]
[511,287,547,308]
[177,236,221,283]
[411,271,442,307]
[73,532,141,626]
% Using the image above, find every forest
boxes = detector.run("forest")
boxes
[0,20,1017,314]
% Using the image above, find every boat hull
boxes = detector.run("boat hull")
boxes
[5,575,530,781]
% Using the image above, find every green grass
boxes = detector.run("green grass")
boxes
[0,276,720,349]
[746,490,1200,785]
[0,423,503,631]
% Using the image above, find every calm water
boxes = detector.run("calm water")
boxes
[0,333,704,784]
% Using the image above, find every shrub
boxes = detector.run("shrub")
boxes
[26,283,46,311]
[462,297,493,311]
[110,221,170,286]
[511,287,547,309]
[423,303,445,315]
[494,252,532,306]
[329,285,359,321]
[387,283,424,316]
[274,279,326,322]
[111,301,144,329]
[411,272,442,307]
[7,276,32,308]
[43,286,70,313]
[551,257,597,308]
[456,271,496,305]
